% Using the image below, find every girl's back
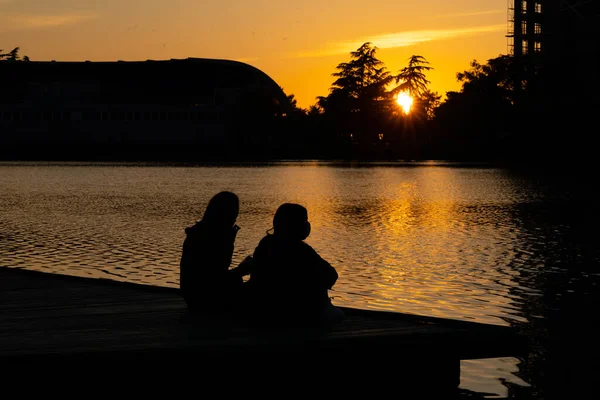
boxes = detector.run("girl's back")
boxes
[248,234,338,322]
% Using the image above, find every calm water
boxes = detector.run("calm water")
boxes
[1,161,596,398]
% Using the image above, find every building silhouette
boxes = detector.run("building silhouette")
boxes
[507,1,595,60]
[0,58,290,161]
[506,0,598,162]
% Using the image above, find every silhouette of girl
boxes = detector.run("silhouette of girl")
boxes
[179,191,253,316]
[247,203,345,325]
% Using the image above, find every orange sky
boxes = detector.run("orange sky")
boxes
[0,0,509,109]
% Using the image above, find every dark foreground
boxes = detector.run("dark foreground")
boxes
[0,267,528,396]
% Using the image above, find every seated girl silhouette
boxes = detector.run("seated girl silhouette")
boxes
[247,203,345,326]
[179,191,253,317]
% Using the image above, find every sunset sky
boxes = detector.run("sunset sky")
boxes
[1,0,509,108]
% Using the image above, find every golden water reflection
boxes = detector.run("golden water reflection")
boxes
[0,162,540,327]
[2,161,566,398]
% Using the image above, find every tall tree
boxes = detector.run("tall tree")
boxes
[318,42,394,144]
[327,42,393,108]
[393,55,433,99]
[431,55,516,160]
[455,56,516,103]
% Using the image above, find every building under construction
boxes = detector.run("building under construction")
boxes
[507,0,596,60]
[507,1,597,102]
[505,1,597,160]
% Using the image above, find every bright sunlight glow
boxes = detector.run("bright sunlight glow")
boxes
[396,91,413,115]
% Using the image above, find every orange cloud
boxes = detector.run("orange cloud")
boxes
[293,24,506,58]
[0,12,97,32]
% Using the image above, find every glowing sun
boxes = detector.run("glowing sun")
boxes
[396,91,413,115]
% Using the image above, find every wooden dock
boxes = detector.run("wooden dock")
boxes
[0,266,528,395]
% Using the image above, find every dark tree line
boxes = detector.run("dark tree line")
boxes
[279,41,590,165]
[277,42,440,160]
[2,43,592,165]
[0,47,30,61]
[430,51,593,164]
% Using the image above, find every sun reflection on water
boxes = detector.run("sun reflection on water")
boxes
[1,161,568,398]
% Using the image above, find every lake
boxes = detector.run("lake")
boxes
[1,160,596,398]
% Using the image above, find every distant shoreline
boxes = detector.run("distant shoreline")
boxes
[0,158,587,173]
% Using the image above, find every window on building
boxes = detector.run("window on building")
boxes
[534,41,542,53]
[522,40,529,55]
[535,2,542,13]
[521,1,527,13]
[521,21,527,35]
[535,23,542,34]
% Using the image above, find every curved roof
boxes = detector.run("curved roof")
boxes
[0,58,290,111]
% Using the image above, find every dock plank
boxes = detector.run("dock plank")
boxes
[0,267,527,374]
[0,267,533,395]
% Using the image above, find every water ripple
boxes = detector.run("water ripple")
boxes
[1,162,597,329]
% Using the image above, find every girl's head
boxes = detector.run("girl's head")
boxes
[202,191,239,227]
[272,203,311,241]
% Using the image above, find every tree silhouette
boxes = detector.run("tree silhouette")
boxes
[0,47,30,61]
[455,56,516,104]
[286,93,298,109]
[285,93,307,116]
[317,42,394,146]
[393,55,433,99]
[307,104,323,117]
[325,42,393,109]
[431,55,516,160]
[420,89,442,120]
